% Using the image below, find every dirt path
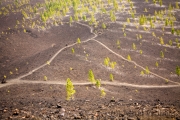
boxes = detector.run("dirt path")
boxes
[1,79,179,89]
[1,22,180,89]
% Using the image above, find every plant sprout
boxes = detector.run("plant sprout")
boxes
[71,48,75,53]
[169,40,173,46]
[127,18,130,23]
[96,79,101,88]
[104,57,110,67]
[124,33,126,37]
[132,43,136,50]
[176,1,179,9]
[88,69,96,84]
[69,16,73,25]
[10,71,13,75]
[110,62,116,69]
[176,66,180,76]
[140,71,145,75]
[144,8,148,12]
[160,51,164,58]
[171,27,175,34]
[44,76,47,81]
[77,38,81,44]
[127,55,131,61]
[159,0,162,6]
[66,78,76,100]
[102,23,106,29]
[140,50,143,54]
[152,32,156,37]
[156,61,159,67]
[160,37,164,45]
[101,89,106,97]
[117,40,120,48]
[145,66,150,75]
[110,73,114,81]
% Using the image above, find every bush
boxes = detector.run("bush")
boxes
[66,78,76,100]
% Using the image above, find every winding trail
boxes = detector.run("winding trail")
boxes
[0,22,180,89]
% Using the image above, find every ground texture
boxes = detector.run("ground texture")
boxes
[0,0,180,119]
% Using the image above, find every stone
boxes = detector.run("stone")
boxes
[74,114,81,119]
[110,99,115,102]
[57,104,62,108]
[60,108,65,117]
[128,117,136,120]
[1,79,6,84]
[13,109,19,115]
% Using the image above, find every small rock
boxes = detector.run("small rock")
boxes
[123,115,128,120]
[8,116,13,119]
[98,105,106,109]
[128,117,136,120]
[3,109,7,113]
[176,117,180,120]
[110,99,115,102]
[1,79,6,84]
[60,108,65,117]
[85,100,90,102]
[74,114,81,119]
[13,109,19,115]
[25,114,31,118]
[57,104,62,108]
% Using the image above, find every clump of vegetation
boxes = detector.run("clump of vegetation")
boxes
[71,48,75,53]
[139,15,147,25]
[116,40,120,48]
[110,73,114,81]
[152,32,156,37]
[160,51,164,58]
[171,27,175,34]
[159,0,163,6]
[10,71,13,75]
[44,76,47,81]
[110,62,116,69]
[176,66,180,76]
[140,70,145,75]
[77,38,81,44]
[66,78,76,100]
[145,66,150,75]
[155,61,159,67]
[127,55,131,61]
[144,8,148,12]
[96,79,101,88]
[88,69,96,84]
[104,57,116,69]
[100,89,106,97]
[124,32,126,37]
[104,57,110,67]
[176,1,179,9]
[110,10,116,22]
[127,18,130,23]
[132,43,136,50]
[102,23,106,29]
[139,50,143,54]
[169,40,173,46]
[159,37,164,45]
[69,16,73,25]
